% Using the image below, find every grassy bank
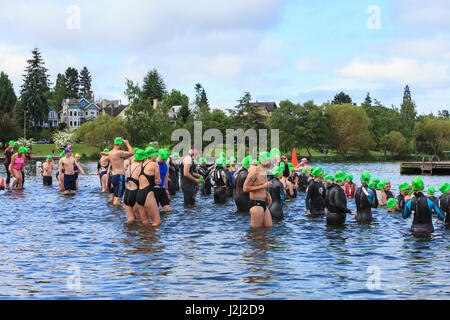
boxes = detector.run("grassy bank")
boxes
[0,144,102,160]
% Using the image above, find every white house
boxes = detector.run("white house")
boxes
[59,98,101,129]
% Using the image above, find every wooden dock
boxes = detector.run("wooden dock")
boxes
[400,161,450,175]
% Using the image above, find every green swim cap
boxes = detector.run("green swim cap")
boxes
[259,151,271,162]
[114,137,123,145]
[158,148,170,160]
[383,179,390,184]
[225,160,231,167]
[60,151,66,157]
[411,177,424,191]
[221,152,226,158]
[439,182,450,194]
[134,149,146,161]
[373,178,380,184]
[103,148,110,153]
[361,172,370,183]
[334,170,347,182]
[368,181,376,189]
[229,156,237,163]
[242,155,251,167]
[270,148,281,156]
[199,157,207,164]
[399,183,410,192]
[216,158,223,166]
[9,141,15,146]
[324,174,333,182]
[387,198,398,209]
[144,147,157,158]
[46,155,52,160]
[347,174,353,181]
[272,165,282,177]
[19,146,26,153]
[311,167,324,177]
[377,182,385,189]
[302,169,307,174]
[288,162,294,169]
[427,186,435,195]
[173,152,180,158]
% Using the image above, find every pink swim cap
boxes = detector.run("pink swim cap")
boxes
[301,158,308,163]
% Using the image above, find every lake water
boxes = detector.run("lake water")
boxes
[0,161,449,299]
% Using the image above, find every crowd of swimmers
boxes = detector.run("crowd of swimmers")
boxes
[3,138,450,234]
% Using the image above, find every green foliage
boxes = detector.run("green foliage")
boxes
[0,71,17,115]
[325,104,371,155]
[52,129,74,150]
[142,69,167,102]
[379,131,407,155]
[65,67,80,98]
[79,66,92,98]
[0,113,21,147]
[74,114,128,149]
[414,117,450,156]
[19,48,51,130]
[230,92,266,130]
[49,73,67,111]
[332,91,352,105]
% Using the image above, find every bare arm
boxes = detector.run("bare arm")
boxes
[243,168,271,193]
[183,158,200,183]
[75,160,85,175]
[153,162,161,186]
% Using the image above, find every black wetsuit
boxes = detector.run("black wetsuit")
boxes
[439,193,449,228]
[124,164,140,207]
[3,147,13,185]
[325,183,352,226]
[404,192,445,233]
[180,154,198,206]
[288,175,298,198]
[396,194,406,213]
[136,162,155,206]
[234,168,250,212]
[197,164,212,196]
[384,190,395,200]
[297,174,308,192]
[306,180,326,216]
[168,158,178,195]
[225,169,233,198]
[355,183,376,223]
[269,178,285,219]
[209,167,227,204]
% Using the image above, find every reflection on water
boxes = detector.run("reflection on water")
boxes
[0,161,449,299]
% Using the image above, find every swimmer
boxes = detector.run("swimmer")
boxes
[382,179,396,205]
[57,151,66,192]
[306,167,326,216]
[168,152,180,195]
[101,137,134,206]
[154,148,171,212]
[98,149,111,193]
[376,181,387,207]
[180,147,202,207]
[3,141,15,189]
[60,148,85,195]
[9,146,26,190]
[208,158,228,204]
[325,171,357,226]
[197,157,213,196]
[41,155,56,186]
[234,156,251,212]
[268,165,285,219]
[438,182,450,228]
[243,151,273,228]
[396,183,411,213]
[344,174,357,199]
[136,147,161,226]
[354,172,377,222]
[73,153,84,190]
[403,177,445,234]
[124,149,144,223]
[297,168,309,192]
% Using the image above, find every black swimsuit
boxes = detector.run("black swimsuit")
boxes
[136,162,155,206]
[124,164,140,207]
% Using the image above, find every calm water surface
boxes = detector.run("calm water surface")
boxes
[0,161,449,299]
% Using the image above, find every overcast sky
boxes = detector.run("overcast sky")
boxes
[1,0,449,114]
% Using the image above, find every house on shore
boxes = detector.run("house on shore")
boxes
[59,98,101,129]
[250,101,278,116]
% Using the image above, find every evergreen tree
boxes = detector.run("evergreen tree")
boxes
[332,91,352,105]
[49,73,68,111]
[142,69,166,102]
[79,66,92,98]
[0,71,17,116]
[18,48,51,130]
[231,92,266,130]
[363,92,372,107]
[65,67,80,98]
[402,85,412,105]
[0,113,21,147]
[200,89,209,107]
[399,85,417,143]
[194,83,203,105]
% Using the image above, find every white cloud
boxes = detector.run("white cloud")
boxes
[0,44,29,91]
[337,57,450,88]
[294,57,328,72]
